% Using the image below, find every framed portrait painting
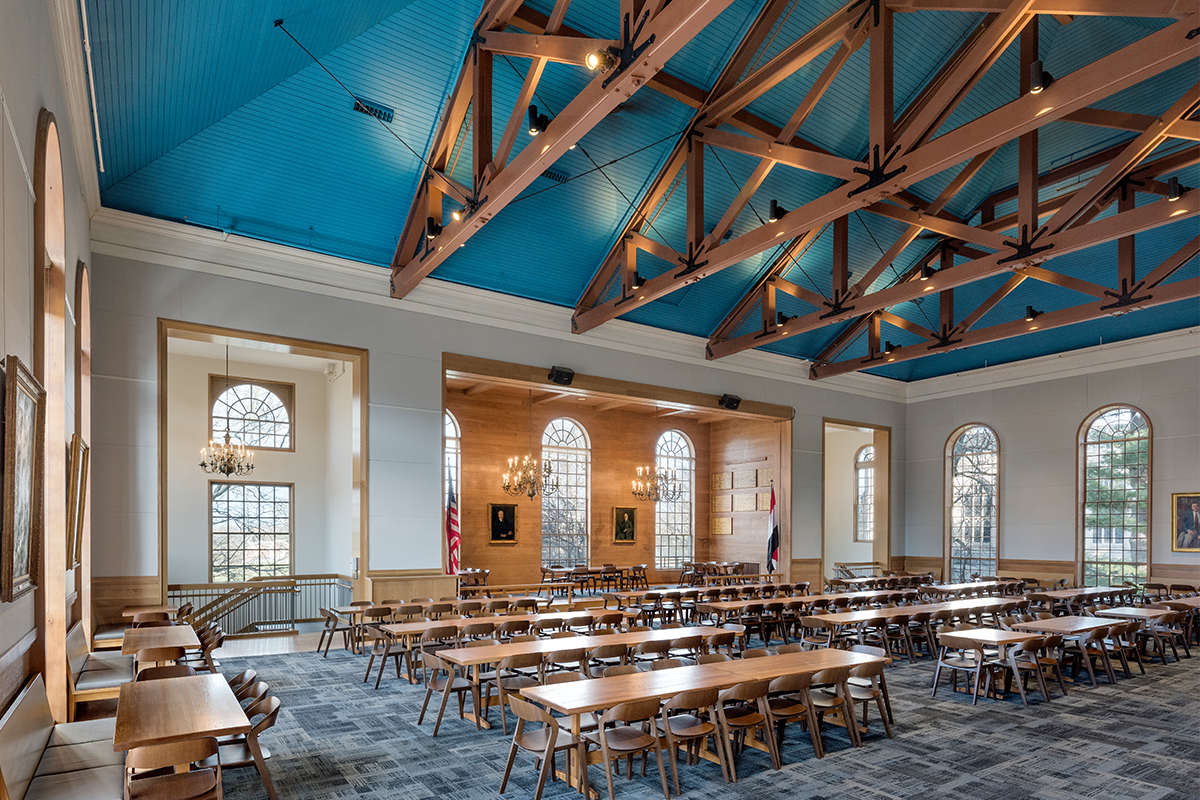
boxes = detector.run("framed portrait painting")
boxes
[2,355,46,603]
[613,507,637,543]
[1172,492,1200,553]
[66,434,89,569]
[489,503,517,544]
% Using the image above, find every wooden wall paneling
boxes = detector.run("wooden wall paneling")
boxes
[92,577,160,626]
[75,264,92,645]
[1149,563,1200,583]
[901,556,943,579]
[996,559,1076,584]
[789,558,822,589]
[707,419,787,570]
[446,388,711,586]
[368,571,458,602]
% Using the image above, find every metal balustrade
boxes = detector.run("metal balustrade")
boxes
[167,573,352,636]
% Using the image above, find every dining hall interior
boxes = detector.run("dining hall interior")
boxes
[0,0,1197,799]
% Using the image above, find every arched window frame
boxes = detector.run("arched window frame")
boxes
[654,430,694,570]
[444,410,461,505]
[1078,405,1151,587]
[944,424,1000,583]
[541,418,590,568]
[209,378,294,451]
[854,445,875,542]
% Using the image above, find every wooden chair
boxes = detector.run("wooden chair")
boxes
[766,671,823,759]
[417,653,478,736]
[135,664,196,681]
[658,687,729,791]
[714,680,780,779]
[988,636,1049,707]
[318,608,353,657]
[227,669,257,693]
[631,639,670,665]
[198,696,280,800]
[500,695,589,800]
[931,633,989,704]
[135,646,185,676]
[584,698,670,800]
[1062,627,1117,687]
[697,653,732,664]
[603,664,640,677]
[649,658,687,671]
[125,737,222,800]
[132,612,172,627]
[484,653,545,735]
[416,625,459,684]
[587,643,629,677]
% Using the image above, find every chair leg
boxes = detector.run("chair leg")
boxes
[499,722,522,794]
[432,679,455,737]
[247,737,280,800]
[652,743,670,800]
[533,734,555,800]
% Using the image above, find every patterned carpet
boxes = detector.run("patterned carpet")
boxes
[216,643,1200,800]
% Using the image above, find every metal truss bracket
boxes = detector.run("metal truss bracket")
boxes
[847,0,883,31]
[602,11,657,90]
[1099,278,1152,311]
[997,224,1054,265]
[928,324,963,350]
[674,242,710,279]
[848,144,907,199]
[819,289,856,320]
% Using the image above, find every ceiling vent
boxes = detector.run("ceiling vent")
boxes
[540,168,568,183]
[353,97,394,124]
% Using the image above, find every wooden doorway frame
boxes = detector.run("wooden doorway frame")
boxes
[821,418,892,582]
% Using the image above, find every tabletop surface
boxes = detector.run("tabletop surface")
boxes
[521,649,881,715]
[121,605,179,618]
[1163,596,1200,609]
[806,597,1009,625]
[1011,616,1114,634]
[331,597,551,615]
[943,628,1040,645]
[121,625,201,655]
[1035,586,1129,599]
[438,626,717,667]
[380,608,634,637]
[1095,606,1169,619]
[114,674,249,751]
[929,580,1017,592]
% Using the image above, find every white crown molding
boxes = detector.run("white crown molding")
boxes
[47,0,102,215]
[905,327,1200,402]
[89,209,909,403]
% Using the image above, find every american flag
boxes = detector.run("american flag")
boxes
[766,484,780,573]
[445,470,461,574]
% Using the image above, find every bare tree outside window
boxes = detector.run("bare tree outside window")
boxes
[541,419,590,567]
[1082,407,1149,586]
[654,431,694,570]
[948,426,998,582]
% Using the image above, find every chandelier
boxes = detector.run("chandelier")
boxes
[501,391,557,499]
[631,465,681,502]
[200,345,255,477]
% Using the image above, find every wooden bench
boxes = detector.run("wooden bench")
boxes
[89,625,128,651]
[67,624,134,722]
[0,674,124,800]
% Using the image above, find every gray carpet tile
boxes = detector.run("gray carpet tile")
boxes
[214,644,1200,800]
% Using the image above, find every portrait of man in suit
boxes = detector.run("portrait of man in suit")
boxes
[613,507,636,542]
[489,503,517,543]
[1175,494,1200,551]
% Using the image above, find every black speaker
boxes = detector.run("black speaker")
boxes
[548,366,575,386]
[719,393,741,410]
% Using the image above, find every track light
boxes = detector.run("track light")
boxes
[920,264,935,281]
[528,105,550,136]
[769,199,786,223]
[1168,176,1182,202]
[885,341,896,361]
[630,271,644,290]
[586,49,615,71]
[426,217,442,240]
[776,312,793,327]
[718,393,741,411]
[1030,60,1052,95]
[1025,305,1040,322]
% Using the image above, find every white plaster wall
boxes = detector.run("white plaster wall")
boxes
[823,427,875,577]
[325,363,353,575]
[905,355,1200,575]
[88,254,909,576]
[0,0,93,651]
[164,353,333,583]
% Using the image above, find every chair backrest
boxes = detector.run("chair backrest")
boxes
[132,611,171,625]
[545,648,586,667]
[466,638,502,648]
[602,697,662,726]
[545,671,585,685]
[458,601,483,615]
[500,652,545,671]
[498,620,531,636]
[136,665,197,681]
[350,600,373,607]
[362,607,392,622]
[507,694,555,727]
[126,736,220,773]
[603,664,640,677]
[650,658,686,671]
[421,625,458,646]
[66,623,90,681]
[246,695,282,736]
[719,679,770,704]
[662,687,718,714]
[137,646,186,665]
[237,681,270,707]
[461,622,496,638]
[227,669,257,690]
[741,648,769,659]
[768,671,813,694]
[775,643,803,654]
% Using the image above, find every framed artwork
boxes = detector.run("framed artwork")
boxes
[489,503,517,543]
[2,355,46,603]
[1172,492,1200,552]
[613,507,637,543]
[66,434,89,568]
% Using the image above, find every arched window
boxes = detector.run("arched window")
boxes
[444,411,461,502]
[854,445,875,542]
[211,382,292,449]
[655,431,694,570]
[542,418,590,567]
[946,425,999,582]
[1080,406,1150,586]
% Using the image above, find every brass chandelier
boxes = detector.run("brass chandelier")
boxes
[631,465,681,502]
[200,345,255,477]
[501,391,557,499]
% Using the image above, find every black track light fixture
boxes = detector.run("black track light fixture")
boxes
[630,271,645,290]
[776,312,793,327]
[586,49,616,71]
[884,341,895,354]
[528,105,550,136]
[768,199,786,223]
[426,217,442,240]
[1025,305,1041,322]
[920,264,935,281]
[1168,176,1183,202]
[1030,60,1053,95]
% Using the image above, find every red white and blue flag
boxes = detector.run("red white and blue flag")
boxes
[766,484,780,573]
[445,470,461,575]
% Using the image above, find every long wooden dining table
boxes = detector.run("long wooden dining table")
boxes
[113,674,248,752]
[120,624,201,655]
[801,597,1011,635]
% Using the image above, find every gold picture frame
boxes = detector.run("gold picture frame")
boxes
[66,434,89,568]
[2,355,46,603]
[613,507,637,543]
[489,503,517,544]
[1172,492,1200,552]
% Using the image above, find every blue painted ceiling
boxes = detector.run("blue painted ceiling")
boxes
[84,0,1199,382]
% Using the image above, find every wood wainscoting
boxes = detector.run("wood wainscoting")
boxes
[367,571,458,603]
[997,559,1074,586]
[790,558,822,588]
[896,556,942,580]
[0,628,38,714]
[93,576,161,627]
[1150,563,1200,584]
